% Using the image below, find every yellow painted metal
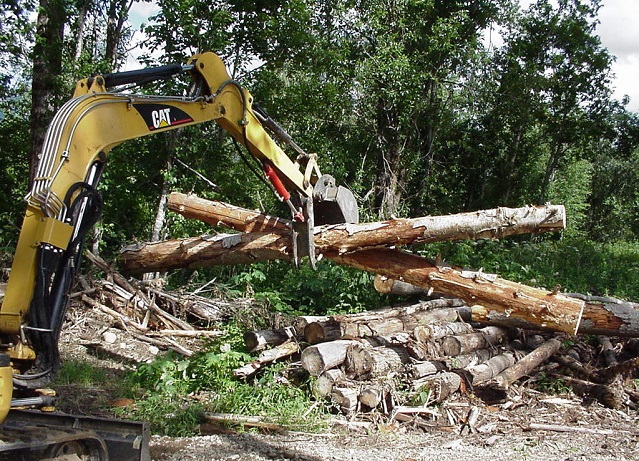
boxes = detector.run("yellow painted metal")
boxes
[34,217,73,250]
[0,51,316,340]
[0,358,12,422]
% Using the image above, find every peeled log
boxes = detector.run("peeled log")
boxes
[334,249,584,335]
[121,201,566,273]
[168,192,292,234]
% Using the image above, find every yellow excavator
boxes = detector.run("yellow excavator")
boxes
[0,52,358,459]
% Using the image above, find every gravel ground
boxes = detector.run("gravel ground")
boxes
[149,427,638,461]
[149,393,639,461]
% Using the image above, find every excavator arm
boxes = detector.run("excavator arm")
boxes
[0,52,358,398]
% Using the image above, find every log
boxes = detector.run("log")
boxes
[314,204,566,253]
[439,326,509,357]
[344,343,411,380]
[120,198,590,335]
[444,348,499,370]
[313,369,346,398]
[300,340,357,376]
[373,279,639,338]
[413,372,463,403]
[331,386,359,414]
[233,340,299,379]
[409,360,446,379]
[374,275,428,297]
[243,328,290,352]
[487,338,563,390]
[202,412,287,434]
[292,315,330,337]
[168,192,292,234]
[359,382,392,409]
[121,201,566,271]
[304,300,472,344]
[558,375,624,409]
[334,249,584,335]
[120,231,291,272]
[413,321,475,342]
[464,352,518,384]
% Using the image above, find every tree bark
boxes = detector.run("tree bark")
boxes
[120,198,582,334]
[151,195,566,264]
[438,326,509,357]
[303,299,470,344]
[334,249,585,335]
[344,343,411,380]
[29,0,66,185]
[168,192,292,234]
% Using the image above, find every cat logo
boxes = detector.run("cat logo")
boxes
[133,103,194,131]
[152,108,172,129]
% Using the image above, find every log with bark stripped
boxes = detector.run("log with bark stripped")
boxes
[121,199,566,271]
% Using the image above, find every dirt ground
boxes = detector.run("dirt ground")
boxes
[56,304,639,461]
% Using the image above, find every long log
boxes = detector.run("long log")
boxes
[304,301,471,344]
[334,249,584,335]
[121,201,565,272]
[119,198,597,335]
[375,281,639,337]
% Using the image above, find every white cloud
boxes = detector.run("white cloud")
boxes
[596,0,639,110]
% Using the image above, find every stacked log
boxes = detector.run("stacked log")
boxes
[233,298,512,414]
[236,300,639,417]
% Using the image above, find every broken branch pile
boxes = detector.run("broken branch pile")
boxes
[70,251,250,358]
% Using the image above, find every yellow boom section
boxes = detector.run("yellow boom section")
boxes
[1,52,312,347]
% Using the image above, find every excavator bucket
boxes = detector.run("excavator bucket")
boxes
[312,174,359,225]
[291,174,358,269]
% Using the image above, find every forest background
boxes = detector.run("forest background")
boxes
[1,0,639,315]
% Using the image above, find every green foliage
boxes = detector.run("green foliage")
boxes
[222,260,387,316]
[55,360,107,387]
[535,372,572,395]
[122,325,327,436]
[427,237,639,299]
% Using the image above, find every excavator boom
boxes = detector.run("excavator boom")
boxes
[0,51,358,459]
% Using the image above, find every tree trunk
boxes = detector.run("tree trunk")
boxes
[105,0,132,68]
[29,0,66,185]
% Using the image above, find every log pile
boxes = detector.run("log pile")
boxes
[235,298,639,424]
[63,192,639,427]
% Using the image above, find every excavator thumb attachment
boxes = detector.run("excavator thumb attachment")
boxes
[312,174,359,225]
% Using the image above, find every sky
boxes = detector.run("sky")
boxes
[596,0,639,111]
[126,0,639,112]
